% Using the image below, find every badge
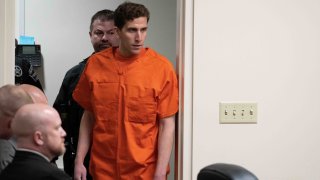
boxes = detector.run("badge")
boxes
[15,65,23,77]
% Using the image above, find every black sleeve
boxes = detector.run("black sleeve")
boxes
[53,63,84,132]
[53,74,69,113]
[53,62,86,113]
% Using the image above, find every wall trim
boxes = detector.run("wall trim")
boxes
[0,0,15,86]
[176,0,194,179]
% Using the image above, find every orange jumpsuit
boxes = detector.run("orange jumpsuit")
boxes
[73,47,179,180]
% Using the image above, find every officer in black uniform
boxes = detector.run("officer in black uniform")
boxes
[53,9,118,179]
[53,57,87,176]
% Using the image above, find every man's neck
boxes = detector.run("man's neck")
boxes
[116,47,146,60]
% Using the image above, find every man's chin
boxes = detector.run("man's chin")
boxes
[99,45,111,51]
[57,146,66,156]
[132,49,142,55]
[62,147,66,154]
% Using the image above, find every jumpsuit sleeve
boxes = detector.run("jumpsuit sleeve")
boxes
[72,63,93,112]
[157,64,179,119]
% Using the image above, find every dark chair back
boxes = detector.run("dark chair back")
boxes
[197,163,258,180]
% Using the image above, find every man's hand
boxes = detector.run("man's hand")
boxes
[73,160,87,180]
[73,111,93,180]
[154,174,166,180]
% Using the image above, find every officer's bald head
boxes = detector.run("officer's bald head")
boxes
[0,84,33,139]
[11,104,66,160]
[11,104,47,138]
[20,84,48,104]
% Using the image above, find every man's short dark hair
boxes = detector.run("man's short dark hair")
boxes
[90,9,114,32]
[114,2,150,30]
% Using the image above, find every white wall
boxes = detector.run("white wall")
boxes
[192,0,320,179]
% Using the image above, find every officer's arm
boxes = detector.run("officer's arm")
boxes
[154,115,175,180]
[74,110,94,180]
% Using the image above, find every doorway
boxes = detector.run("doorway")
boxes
[17,0,183,179]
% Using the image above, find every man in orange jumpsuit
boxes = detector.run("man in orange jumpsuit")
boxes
[73,2,178,180]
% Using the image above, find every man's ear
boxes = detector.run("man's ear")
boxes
[34,131,44,146]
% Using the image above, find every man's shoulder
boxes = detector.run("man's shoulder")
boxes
[0,139,15,150]
[146,48,167,59]
[90,47,114,60]
[2,151,71,179]
[67,58,88,74]
[0,140,15,157]
[145,48,174,67]
[0,140,15,174]
[84,48,114,68]
[64,58,88,78]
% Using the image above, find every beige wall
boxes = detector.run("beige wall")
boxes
[190,0,320,179]
[0,0,15,86]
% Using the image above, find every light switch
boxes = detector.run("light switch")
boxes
[219,102,257,124]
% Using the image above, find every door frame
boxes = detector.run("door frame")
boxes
[0,0,15,85]
[176,0,194,179]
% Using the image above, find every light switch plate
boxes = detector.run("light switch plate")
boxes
[219,102,257,124]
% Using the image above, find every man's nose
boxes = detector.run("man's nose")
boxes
[61,129,67,137]
[102,33,109,41]
[135,31,142,41]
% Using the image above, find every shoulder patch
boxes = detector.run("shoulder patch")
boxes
[15,65,23,77]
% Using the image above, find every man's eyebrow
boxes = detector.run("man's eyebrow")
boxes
[106,28,116,32]
[55,123,61,129]
[127,27,138,30]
